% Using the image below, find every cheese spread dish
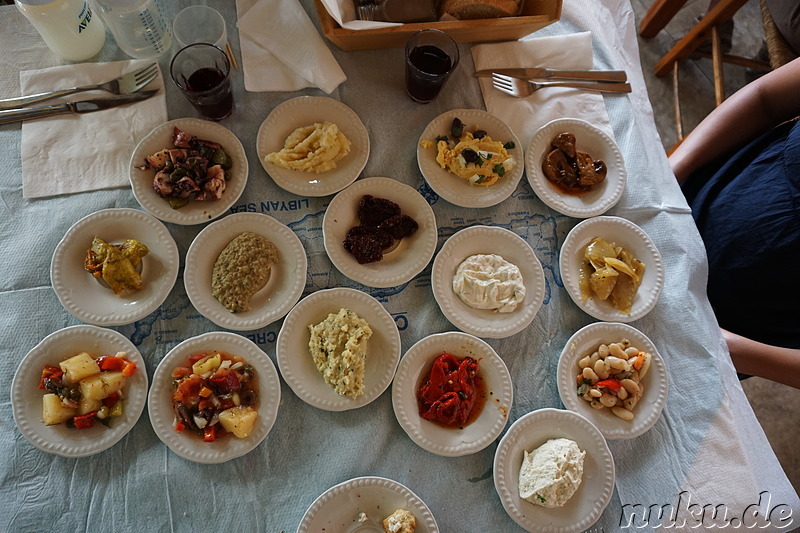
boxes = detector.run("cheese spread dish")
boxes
[308,308,372,398]
[519,438,586,508]
[452,254,526,313]
[211,232,278,313]
[266,121,351,174]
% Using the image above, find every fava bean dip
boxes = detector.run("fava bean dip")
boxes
[212,232,278,313]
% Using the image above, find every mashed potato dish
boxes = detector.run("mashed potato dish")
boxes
[266,122,351,174]
[308,308,372,398]
[519,438,586,508]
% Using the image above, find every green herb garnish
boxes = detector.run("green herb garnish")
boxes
[435,135,448,143]
[492,163,506,177]
[503,141,516,149]
[536,494,547,504]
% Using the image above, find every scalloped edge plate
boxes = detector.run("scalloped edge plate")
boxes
[417,109,523,208]
[257,96,369,197]
[392,331,513,457]
[525,118,626,218]
[559,216,664,322]
[147,332,281,463]
[431,225,545,339]
[11,325,148,458]
[276,288,401,411]
[493,408,615,533]
[50,208,179,326]
[184,213,307,331]
[323,177,437,288]
[297,476,439,533]
[129,118,248,225]
[556,322,669,440]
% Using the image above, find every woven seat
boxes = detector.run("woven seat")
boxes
[760,0,798,69]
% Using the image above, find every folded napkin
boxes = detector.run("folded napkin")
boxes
[318,0,400,30]
[19,60,167,199]
[471,32,613,148]
[236,0,347,94]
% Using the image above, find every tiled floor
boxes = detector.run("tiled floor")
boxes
[631,0,800,495]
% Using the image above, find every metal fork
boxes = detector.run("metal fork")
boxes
[491,73,632,97]
[0,63,159,110]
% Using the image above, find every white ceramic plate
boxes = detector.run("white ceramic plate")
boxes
[297,476,439,533]
[392,331,513,457]
[431,225,545,339]
[559,216,664,322]
[417,109,523,208]
[525,118,626,218]
[129,118,248,225]
[556,322,668,440]
[11,325,148,458]
[184,213,307,331]
[257,96,369,197]
[493,408,615,533]
[147,332,280,464]
[276,288,401,411]
[50,208,179,326]
[323,177,437,288]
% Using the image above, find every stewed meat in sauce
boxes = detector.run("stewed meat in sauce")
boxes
[542,132,607,195]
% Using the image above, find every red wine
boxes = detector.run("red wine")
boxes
[406,45,453,102]
[186,67,233,121]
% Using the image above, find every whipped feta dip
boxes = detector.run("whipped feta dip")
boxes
[452,253,526,313]
[519,438,586,508]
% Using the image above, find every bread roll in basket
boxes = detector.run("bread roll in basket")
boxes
[441,0,523,19]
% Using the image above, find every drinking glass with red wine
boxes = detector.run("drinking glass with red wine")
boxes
[405,29,460,103]
[170,43,233,121]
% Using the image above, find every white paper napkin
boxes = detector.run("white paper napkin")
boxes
[19,59,167,199]
[471,32,613,149]
[236,0,347,94]
[318,0,400,30]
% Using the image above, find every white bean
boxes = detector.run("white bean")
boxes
[612,406,634,421]
[616,387,629,400]
[594,359,609,380]
[589,351,601,364]
[639,352,652,378]
[598,344,610,358]
[582,367,599,383]
[621,338,631,349]
[606,356,628,370]
[625,347,640,357]
[623,397,638,410]
[589,388,603,398]
[620,378,640,395]
[600,394,618,407]
[591,400,605,410]
[609,343,627,359]
[581,392,593,402]
[578,356,592,369]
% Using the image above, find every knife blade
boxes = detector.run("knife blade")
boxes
[474,68,628,83]
[0,90,159,125]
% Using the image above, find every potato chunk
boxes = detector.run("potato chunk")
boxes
[192,353,222,375]
[218,406,258,438]
[78,398,102,416]
[79,371,125,401]
[59,352,101,383]
[43,394,77,425]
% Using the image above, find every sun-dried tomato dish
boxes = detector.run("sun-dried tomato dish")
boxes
[171,351,259,442]
[417,352,486,428]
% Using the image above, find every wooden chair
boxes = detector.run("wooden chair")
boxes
[760,0,798,69]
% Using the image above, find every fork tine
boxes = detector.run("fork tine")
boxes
[134,63,159,83]
[490,73,514,90]
[132,71,158,92]
[491,79,515,97]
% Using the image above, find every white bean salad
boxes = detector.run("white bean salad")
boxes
[576,339,651,421]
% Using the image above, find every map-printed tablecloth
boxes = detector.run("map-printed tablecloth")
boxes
[1,1,798,531]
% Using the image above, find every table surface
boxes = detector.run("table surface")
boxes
[1,1,798,532]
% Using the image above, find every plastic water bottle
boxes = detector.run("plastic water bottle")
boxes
[92,0,171,59]
[16,0,106,62]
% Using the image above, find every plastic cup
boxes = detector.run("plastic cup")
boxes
[404,29,459,103]
[172,5,227,50]
[170,43,233,121]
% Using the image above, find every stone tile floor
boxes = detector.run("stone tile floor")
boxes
[631,0,800,496]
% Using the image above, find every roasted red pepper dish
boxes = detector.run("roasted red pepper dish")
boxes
[171,351,259,442]
[39,352,136,429]
[417,352,486,428]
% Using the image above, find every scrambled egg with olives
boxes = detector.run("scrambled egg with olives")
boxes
[429,120,515,186]
[266,122,351,174]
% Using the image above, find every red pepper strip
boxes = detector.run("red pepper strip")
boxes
[188,353,207,365]
[203,424,217,442]
[122,360,137,377]
[98,357,126,371]
[103,393,120,408]
[596,379,622,391]
[38,366,63,389]
[175,421,186,432]
[73,412,97,430]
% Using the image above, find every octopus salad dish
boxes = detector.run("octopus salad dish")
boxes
[137,127,234,209]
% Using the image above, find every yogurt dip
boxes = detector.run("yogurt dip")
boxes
[518,438,586,508]
[452,253,526,313]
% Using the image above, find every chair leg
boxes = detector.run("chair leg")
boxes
[712,27,725,106]
[668,61,684,156]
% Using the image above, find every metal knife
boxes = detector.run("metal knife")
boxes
[474,68,628,83]
[0,90,159,125]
